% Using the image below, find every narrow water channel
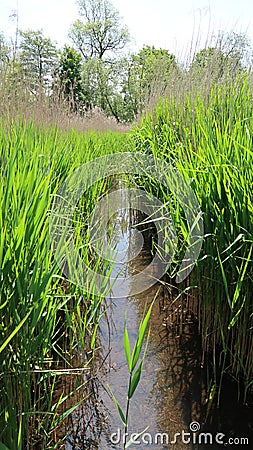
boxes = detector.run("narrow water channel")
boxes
[65,182,253,450]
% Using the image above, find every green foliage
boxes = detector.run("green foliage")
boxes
[0,120,128,448]
[191,32,252,81]
[67,0,131,120]
[56,45,86,111]
[1,20,253,124]
[18,29,58,93]
[122,45,179,118]
[191,47,225,79]
[69,0,130,60]
[78,45,180,123]
[131,74,253,396]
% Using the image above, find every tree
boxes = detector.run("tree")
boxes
[121,46,179,119]
[79,46,179,123]
[192,47,224,69]
[190,32,253,81]
[69,0,130,60]
[83,46,179,123]
[0,32,23,100]
[56,45,86,111]
[190,47,225,80]
[67,0,131,120]
[216,31,252,69]
[81,57,124,120]
[0,32,10,68]
[18,30,58,94]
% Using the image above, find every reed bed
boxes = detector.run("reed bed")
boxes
[0,120,129,448]
[131,74,253,400]
[1,54,253,449]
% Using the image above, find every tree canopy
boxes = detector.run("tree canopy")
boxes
[56,45,86,110]
[0,1,252,123]
[18,30,58,93]
[191,31,253,80]
[69,0,130,59]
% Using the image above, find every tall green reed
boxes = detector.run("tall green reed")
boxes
[0,119,128,448]
[131,74,253,399]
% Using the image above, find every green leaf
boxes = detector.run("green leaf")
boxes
[124,324,131,372]
[128,361,143,399]
[52,398,85,428]
[231,245,252,309]
[0,443,11,450]
[0,309,32,354]
[18,414,22,450]
[228,297,246,329]
[107,385,126,426]
[216,245,231,310]
[131,301,153,371]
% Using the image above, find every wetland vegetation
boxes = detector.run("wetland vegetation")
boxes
[0,0,253,448]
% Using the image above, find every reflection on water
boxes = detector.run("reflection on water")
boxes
[65,185,253,450]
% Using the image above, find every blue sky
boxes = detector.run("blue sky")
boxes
[0,0,253,61]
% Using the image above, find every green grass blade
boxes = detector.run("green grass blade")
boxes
[0,309,32,354]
